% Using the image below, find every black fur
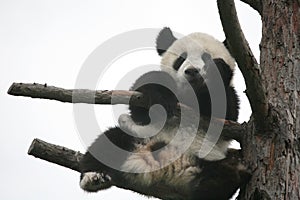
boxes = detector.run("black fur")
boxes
[79,71,178,190]
[190,151,250,200]
[198,58,239,121]
[156,28,239,121]
[173,52,187,71]
[129,71,178,125]
[79,127,133,191]
[156,27,177,56]
[79,28,246,200]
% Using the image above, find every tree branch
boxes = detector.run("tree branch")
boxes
[27,137,245,197]
[240,0,262,15]
[8,82,146,106]
[28,138,83,172]
[28,135,245,177]
[217,0,268,131]
[15,82,246,197]
[8,82,245,143]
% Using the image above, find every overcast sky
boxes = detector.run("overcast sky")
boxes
[0,0,260,199]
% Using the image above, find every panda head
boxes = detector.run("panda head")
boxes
[156,27,236,92]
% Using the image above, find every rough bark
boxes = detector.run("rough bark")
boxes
[8,82,144,106]
[217,0,268,131]
[9,1,300,199]
[238,1,300,199]
[28,138,83,172]
[7,82,244,143]
[27,138,244,196]
[218,0,300,199]
[7,82,246,173]
[7,80,249,199]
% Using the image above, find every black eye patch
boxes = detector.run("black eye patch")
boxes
[173,52,187,71]
[201,52,212,63]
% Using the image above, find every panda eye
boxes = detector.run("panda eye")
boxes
[201,52,212,63]
[173,52,187,71]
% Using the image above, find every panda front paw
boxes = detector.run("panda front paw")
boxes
[80,172,112,192]
[118,114,134,130]
[118,113,141,136]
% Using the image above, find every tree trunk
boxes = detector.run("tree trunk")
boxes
[7,1,300,199]
[240,1,300,199]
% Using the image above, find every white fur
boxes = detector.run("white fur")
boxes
[118,113,166,138]
[121,115,229,172]
[160,32,236,89]
[119,32,234,190]
[80,172,102,191]
[120,118,229,192]
[80,172,111,192]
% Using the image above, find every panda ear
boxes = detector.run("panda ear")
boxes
[156,27,177,56]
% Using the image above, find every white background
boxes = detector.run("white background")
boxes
[0,0,260,199]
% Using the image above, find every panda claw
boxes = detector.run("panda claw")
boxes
[104,174,112,182]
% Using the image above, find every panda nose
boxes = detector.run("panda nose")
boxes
[185,68,199,76]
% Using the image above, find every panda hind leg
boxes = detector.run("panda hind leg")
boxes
[80,171,112,192]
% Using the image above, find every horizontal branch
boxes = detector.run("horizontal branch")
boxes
[9,82,245,143]
[240,0,262,15]
[8,83,145,106]
[28,138,83,172]
[217,0,268,131]
[28,136,245,190]
[19,83,246,197]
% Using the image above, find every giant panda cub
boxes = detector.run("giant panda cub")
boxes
[156,27,239,121]
[79,28,247,200]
